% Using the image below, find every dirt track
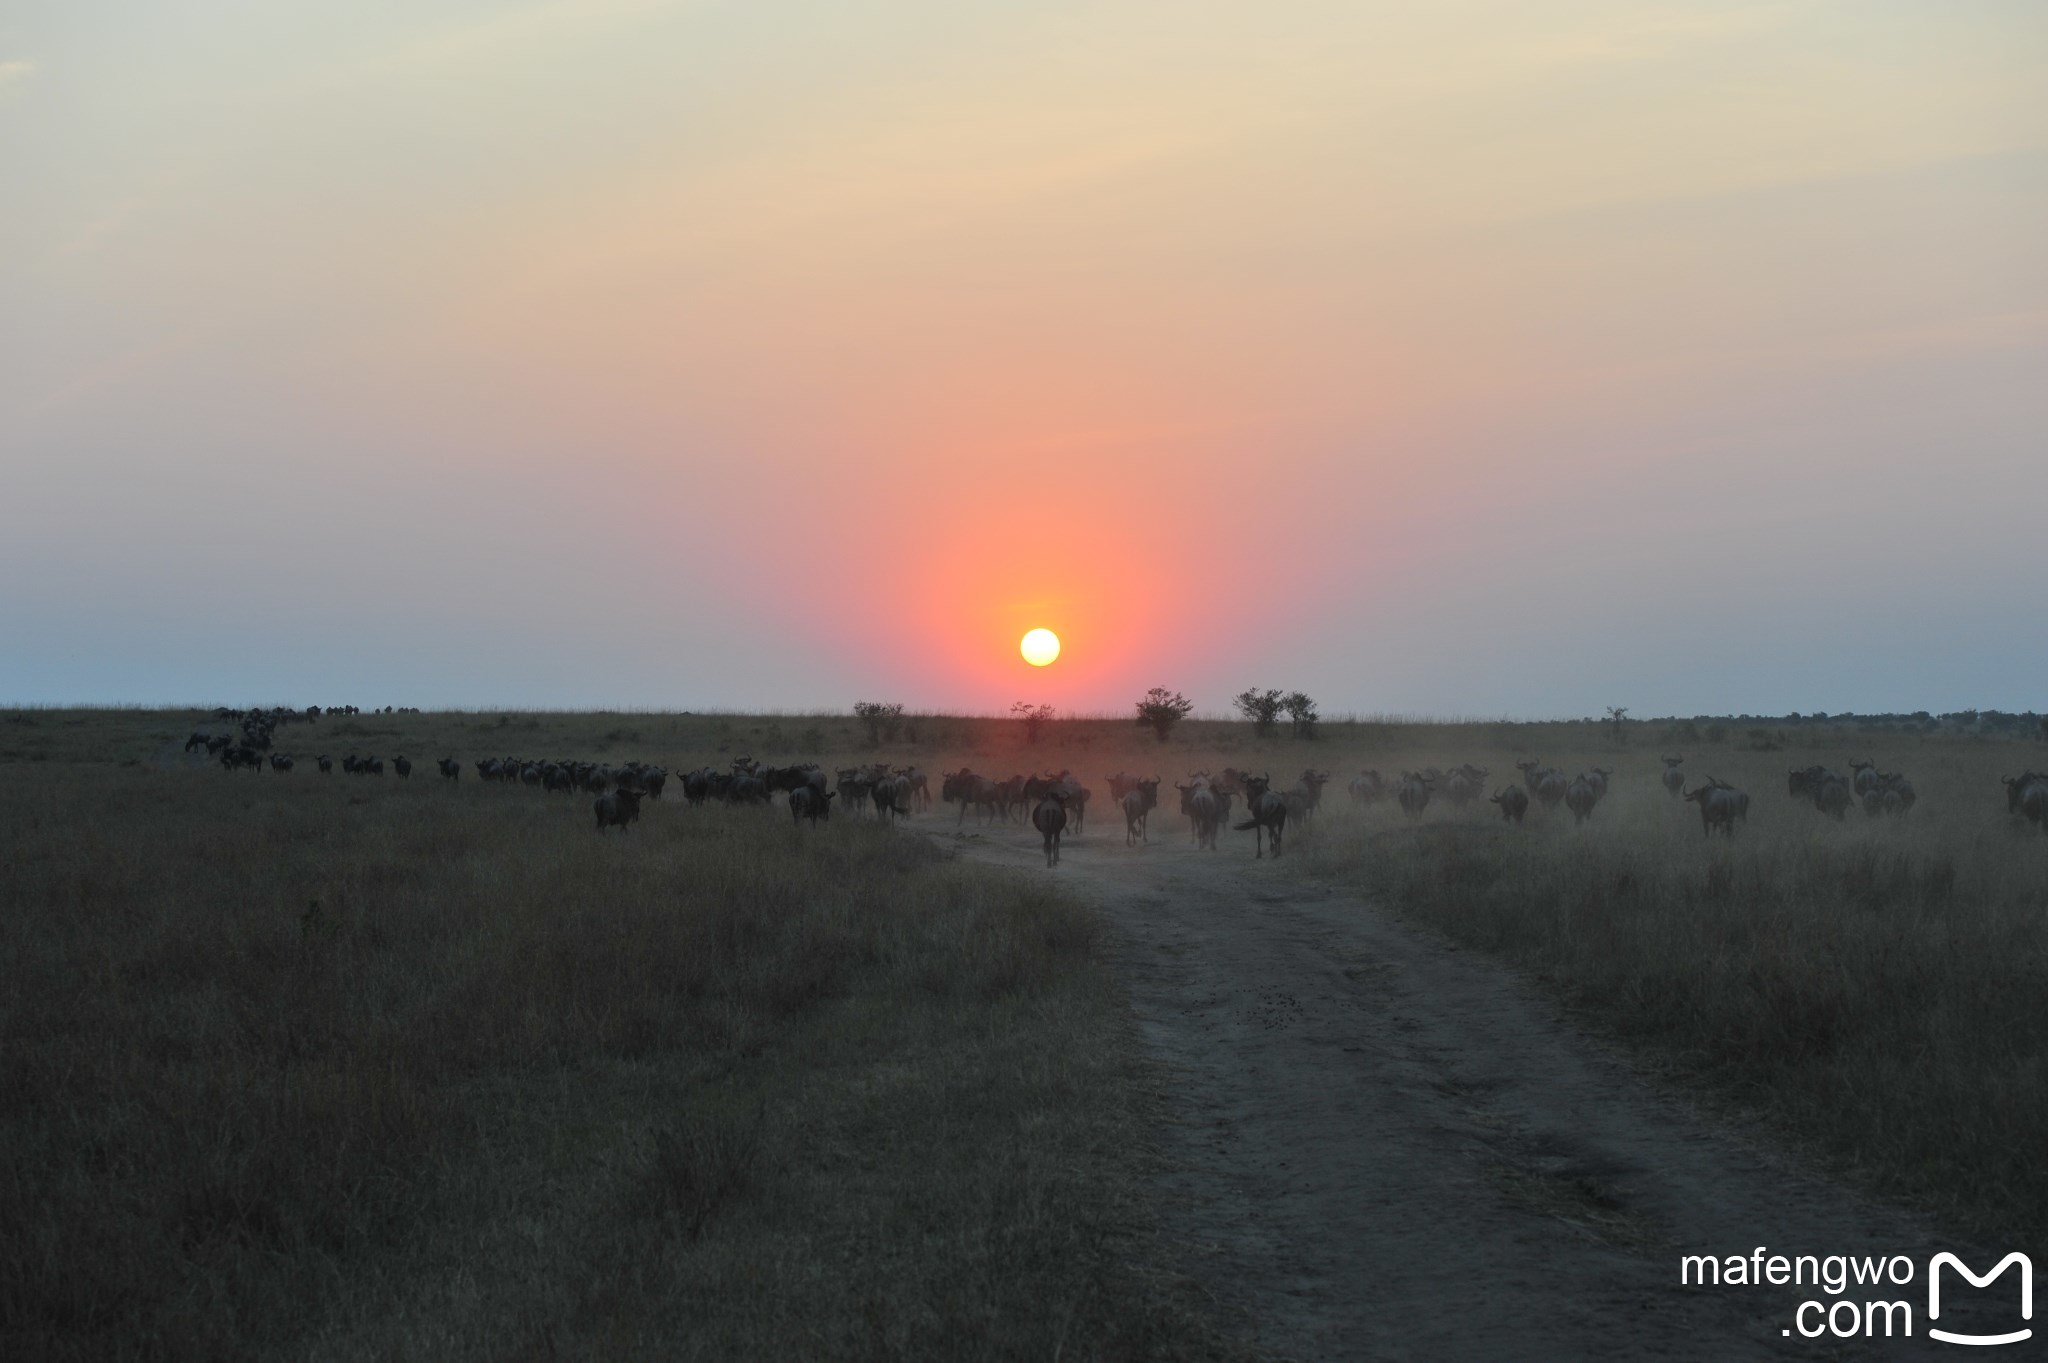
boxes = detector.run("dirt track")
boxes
[938,813,2022,1362]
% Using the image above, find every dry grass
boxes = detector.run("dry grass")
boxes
[0,710,1247,1362]
[9,702,2043,1355]
[1286,730,2048,1246]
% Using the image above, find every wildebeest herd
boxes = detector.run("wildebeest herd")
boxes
[182,710,2048,861]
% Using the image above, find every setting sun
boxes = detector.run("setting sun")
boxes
[1020,628,1060,667]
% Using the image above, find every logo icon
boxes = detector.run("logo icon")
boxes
[1928,1252,2033,1347]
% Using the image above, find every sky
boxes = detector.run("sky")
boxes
[4,1,2046,716]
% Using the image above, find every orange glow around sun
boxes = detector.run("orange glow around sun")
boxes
[1020,628,1060,667]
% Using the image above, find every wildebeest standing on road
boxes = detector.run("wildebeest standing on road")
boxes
[1032,791,1070,866]
[1120,778,1159,847]
[1233,774,1288,859]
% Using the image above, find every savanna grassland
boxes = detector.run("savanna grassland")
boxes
[5,704,2045,1359]
[1024,707,2046,1246]
[1260,721,2046,1248]
[0,707,1247,1363]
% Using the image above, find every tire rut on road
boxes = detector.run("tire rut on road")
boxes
[933,819,2019,1362]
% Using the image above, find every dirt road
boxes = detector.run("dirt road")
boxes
[938,816,2021,1361]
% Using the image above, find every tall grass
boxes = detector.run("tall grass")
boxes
[1298,742,2048,1245]
[0,760,1234,1361]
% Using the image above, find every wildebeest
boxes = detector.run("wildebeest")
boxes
[1049,771,1090,835]
[268,753,294,773]
[184,731,211,753]
[1879,773,1916,816]
[789,785,837,826]
[1294,770,1330,823]
[837,768,873,815]
[1031,791,1070,866]
[438,757,460,781]
[2003,772,2048,833]
[1661,756,1685,798]
[870,773,913,822]
[1176,778,1219,848]
[1396,771,1433,818]
[1490,784,1529,823]
[1850,760,1880,797]
[1233,774,1288,858]
[1583,767,1612,801]
[1120,778,1159,846]
[1442,765,1487,808]
[943,769,1005,825]
[1348,770,1386,806]
[316,755,332,773]
[595,784,645,832]
[1683,779,1746,837]
[393,755,412,779]
[1565,774,1598,824]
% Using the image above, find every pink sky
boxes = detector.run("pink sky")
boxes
[4,3,2046,713]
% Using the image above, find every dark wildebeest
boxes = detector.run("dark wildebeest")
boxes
[1879,773,1915,816]
[2003,772,2048,833]
[1105,772,1145,808]
[268,753,294,773]
[1684,779,1745,837]
[790,785,837,826]
[393,755,412,779]
[1348,770,1386,806]
[1491,785,1529,824]
[1295,770,1330,823]
[1396,772,1433,818]
[1661,756,1685,798]
[1120,778,1159,846]
[1850,760,1880,798]
[1031,791,1070,866]
[871,774,913,823]
[438,757,460,781]
[206,734,234,755]
[1442,765,1487,808]
[316,755,333,774]
[1233,774,1288,859]
[1182,782,1222,850]
[1050,772,1090,835]
[595,784,645,832]
[1565,774,1598,824]
[184,731,210,753]
[838,768,874,815]
[943,770,1003,825]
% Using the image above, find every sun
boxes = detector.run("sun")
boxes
[1020,628,1061,667]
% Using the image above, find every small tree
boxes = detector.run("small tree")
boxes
[1282,691,1319,739]
[1233,687,1285,738]
[1011,701,1056,745]
[852,700,905,746]
[1606,706,1630,744]
[1135,687,1194,743]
